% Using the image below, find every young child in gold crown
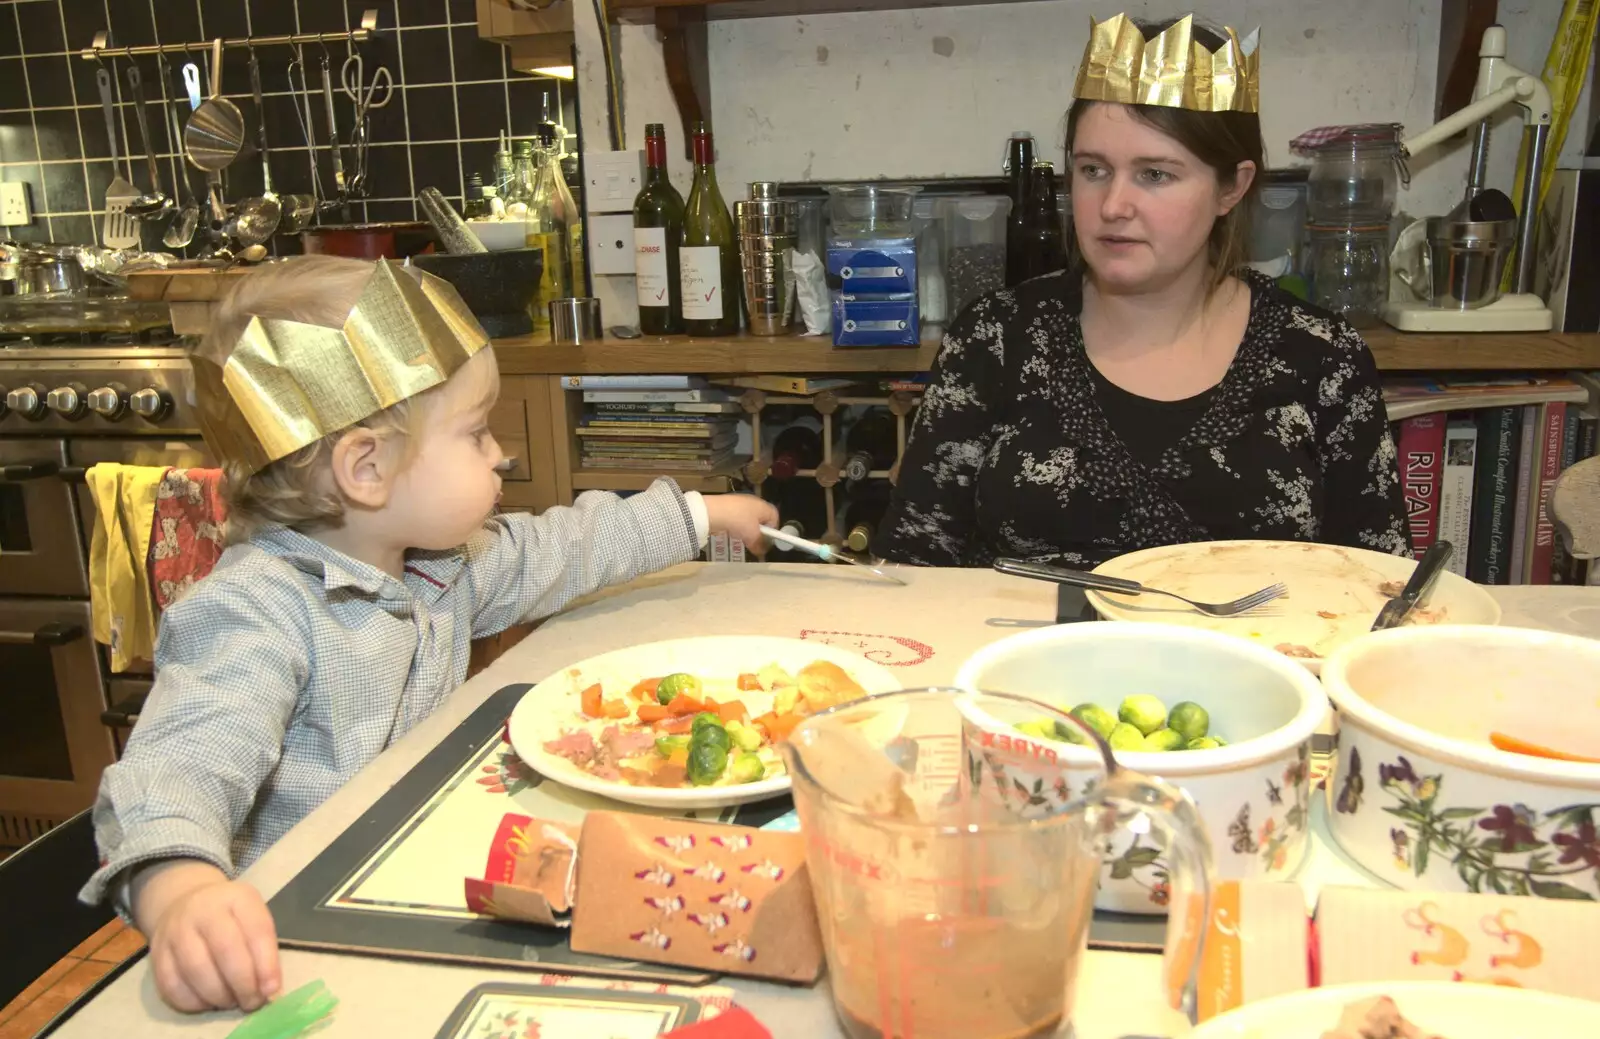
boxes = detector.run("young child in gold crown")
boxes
[79,256,776,1014]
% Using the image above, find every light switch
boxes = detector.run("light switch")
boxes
[583,150,645,215]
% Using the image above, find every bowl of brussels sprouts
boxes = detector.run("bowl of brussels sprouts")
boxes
[955,622,1327,914]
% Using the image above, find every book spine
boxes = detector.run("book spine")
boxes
[1436,416,1477,577]
[1508,405,1539,583]
[1554,404,1582,582]
[1526,403,1566,585]
[562,375,704,390]
[1467,407,1519,584]
[1398,414,1447,558]
[582,389,724,403]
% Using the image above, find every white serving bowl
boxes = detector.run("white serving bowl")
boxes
[467,219,532,251]
[955,622,1327,914]
[1321,625,1600,899]
[1189,980,1600,1039]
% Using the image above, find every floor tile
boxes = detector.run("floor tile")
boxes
[65,920,122,961]
[0,961,112,1038]
[0,958,75,1029]
[86,927,146,964]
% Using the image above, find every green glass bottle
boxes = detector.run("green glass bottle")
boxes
[632,123,685,335]
[679,122,740,337]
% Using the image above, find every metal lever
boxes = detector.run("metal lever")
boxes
[0,461,61,481]
[0,622,86,646]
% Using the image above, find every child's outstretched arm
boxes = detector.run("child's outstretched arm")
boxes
[464,478,774,637]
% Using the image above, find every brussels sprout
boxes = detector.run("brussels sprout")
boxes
[1166,701,1210,742]
[654,735,690,758]
[729,752,766,783]
[1013,719,1059,741]
[1186,736,1222,751]
[725,719,762,752]
[687,740,730,786]
[656,672,703,705]
[1142,728,1186,752]
[1118,694,1168,736]
[1107,722,1146,752]
[692,712,727,736]
[1071,703,1119,740]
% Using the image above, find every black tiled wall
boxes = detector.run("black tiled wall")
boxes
[0,0,576,247]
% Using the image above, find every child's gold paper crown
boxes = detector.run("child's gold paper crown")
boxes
[192,260,489,475]
[1073,13,1260,114]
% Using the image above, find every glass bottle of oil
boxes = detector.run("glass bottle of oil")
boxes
[538,120,585,294]
[525,141,574,332]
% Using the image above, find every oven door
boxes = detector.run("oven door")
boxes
[0,438,86,598]
[0,597,111,844]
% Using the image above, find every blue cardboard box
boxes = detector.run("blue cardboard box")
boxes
[832,294,920,347]
[826,237,917,295]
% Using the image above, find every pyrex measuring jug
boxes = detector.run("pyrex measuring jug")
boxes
[783,688,1214,1039]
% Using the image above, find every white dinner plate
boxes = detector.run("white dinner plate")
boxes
[1087,540,1501,674]
[1188,980,1600,1039]
[507,635,902,810]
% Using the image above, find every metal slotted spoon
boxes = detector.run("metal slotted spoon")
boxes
[993,558,1287,617]
[95,66,140,249]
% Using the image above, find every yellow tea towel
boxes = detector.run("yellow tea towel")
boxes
[86,463,168,672]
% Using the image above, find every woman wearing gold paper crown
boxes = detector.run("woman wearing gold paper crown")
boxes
[76,256,776,1014]
[875,14,1409,567]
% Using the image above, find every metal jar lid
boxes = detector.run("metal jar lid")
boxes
[737,182,798,236]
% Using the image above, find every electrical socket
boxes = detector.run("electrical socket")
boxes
[583,150,645,215]
[0,183,30,225]
[587,214,637,276]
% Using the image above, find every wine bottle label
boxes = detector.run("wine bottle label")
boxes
[680,246,725,320]
[634,227,670,309]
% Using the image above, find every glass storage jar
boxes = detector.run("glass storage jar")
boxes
[1308,223,1390,328]
[1306,124,1405,225]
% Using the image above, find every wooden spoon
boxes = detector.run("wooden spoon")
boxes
[1489,731,1600,765]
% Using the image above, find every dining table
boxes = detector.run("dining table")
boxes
[46,563,1600,1039]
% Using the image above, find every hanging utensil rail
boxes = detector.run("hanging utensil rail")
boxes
[78,9,381,61]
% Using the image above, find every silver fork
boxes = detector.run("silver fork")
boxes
[993,558,1287,618]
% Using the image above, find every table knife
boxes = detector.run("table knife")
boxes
[758,525,907,585]
[1372,540,1453,631]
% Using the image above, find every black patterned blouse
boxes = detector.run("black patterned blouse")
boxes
[873,269,1411,568]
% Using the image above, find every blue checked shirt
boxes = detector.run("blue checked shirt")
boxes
[81,479,703,906]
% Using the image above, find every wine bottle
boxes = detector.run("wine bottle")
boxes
[842,409,898,484]
[1004,131,1036,287]
[841,482,892,554]
[1021,160,1067,281]
[768,418,823,480]
[766,479,829,562]
[633,124,686,335]
[679,122,740,337]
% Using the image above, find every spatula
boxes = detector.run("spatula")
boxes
[96,66,140,249]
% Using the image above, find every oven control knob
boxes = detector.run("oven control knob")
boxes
[47,383,89,420]
[87,385,127,419]
[129,387,172,421]
[5,384,46,420]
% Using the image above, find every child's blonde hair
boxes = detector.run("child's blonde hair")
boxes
[199,255,436,544]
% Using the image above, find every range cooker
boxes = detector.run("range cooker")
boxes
[0,335,211,844]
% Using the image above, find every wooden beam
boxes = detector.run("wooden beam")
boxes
[656,5,711,152]
[1436,0,1498,120]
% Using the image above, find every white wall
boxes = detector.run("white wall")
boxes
[578,0,1593,325]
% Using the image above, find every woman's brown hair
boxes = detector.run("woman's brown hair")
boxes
[1065,16,1265,291]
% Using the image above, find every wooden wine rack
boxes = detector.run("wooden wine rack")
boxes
[737,387,921,546]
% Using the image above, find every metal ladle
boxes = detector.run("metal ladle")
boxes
[159,56,199,248]
[230,46,281,246]
[123,65,170,217]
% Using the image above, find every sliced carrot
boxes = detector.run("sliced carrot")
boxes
[1490,731,1600,764]
[655,716,695,735]
[602,699,630,719]
[667,693,707,717]
[637,703,672,723]
[737,673,763,692]
[715,700,749,724]
[631,678,662,702]
[580,683,604,719]
[753,710,805,743]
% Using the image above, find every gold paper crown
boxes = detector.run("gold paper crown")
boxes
[1073,13,1260,114]
[192,260,490,475]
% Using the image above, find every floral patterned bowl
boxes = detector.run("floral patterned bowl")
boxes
[954,622,1327,914]
[1321,625,1600,901]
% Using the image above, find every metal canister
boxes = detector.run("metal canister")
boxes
[736,182,799,336]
